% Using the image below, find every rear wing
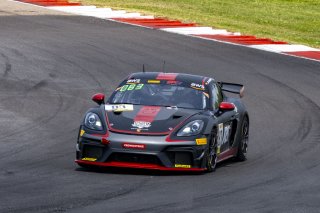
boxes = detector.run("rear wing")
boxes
[218,82,244,98]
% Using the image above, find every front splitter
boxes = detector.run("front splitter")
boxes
[76,160,206,172]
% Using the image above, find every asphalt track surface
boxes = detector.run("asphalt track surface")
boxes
[1,1,320,212]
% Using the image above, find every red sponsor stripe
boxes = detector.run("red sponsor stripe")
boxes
[156,73,177,81]
[76,160,206,172]
[134,106,161,122]
[122,143,146,150]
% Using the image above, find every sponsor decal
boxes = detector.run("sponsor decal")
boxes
[122,143,146,150]
[131,106,161,132]
[127,79,140,84]
[205,78,213,85]
[217,123,232,147]
[191,82,205,90]
[175,164,191,168]
[82,157,97,161]
[120,84,144,92]
[203,92,209,98]
[132,121,152,129]
[196,138,207,145]
[105,104,134,112]
[80,129,85,137]
[147,80,161,84]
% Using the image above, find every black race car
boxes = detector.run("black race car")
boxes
[76,72,249,172]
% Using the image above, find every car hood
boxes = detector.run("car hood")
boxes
[105,105,202,135]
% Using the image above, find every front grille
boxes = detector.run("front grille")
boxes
[166,151,193,166]
[108,153,161,165]
[174,152,192,165]
[82,145,104,159]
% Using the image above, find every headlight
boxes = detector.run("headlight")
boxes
[84,112,103,130]
[177,120,204,136]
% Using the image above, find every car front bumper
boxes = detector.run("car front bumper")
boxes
[76,131,208,171]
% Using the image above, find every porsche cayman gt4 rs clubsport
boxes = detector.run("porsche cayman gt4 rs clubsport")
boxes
[75,72,249,172]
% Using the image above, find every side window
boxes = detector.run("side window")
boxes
[212,83,223,109]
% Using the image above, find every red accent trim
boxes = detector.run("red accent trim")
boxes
[122,143,146,150]
[105,112,171,135]
[134,106,161,122]
[217,147,237,162]
[156,73,177,81]
[202,77,206,88]
[76,160,206,172]
[91,132,109,138]
[165,136,186,142]
[91,133,110,144]
[101,138,110,145]
[110,128,170,135]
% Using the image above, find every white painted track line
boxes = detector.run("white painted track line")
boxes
[48,6,146,19]
[161,27,233,35]
[48,6,97,11]
[250,44,320,53]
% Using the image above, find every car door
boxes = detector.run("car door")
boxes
[210,82,236,154]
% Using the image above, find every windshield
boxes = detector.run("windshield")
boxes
[109,82,208,110]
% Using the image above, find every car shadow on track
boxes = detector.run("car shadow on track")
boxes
[74,158,241,176]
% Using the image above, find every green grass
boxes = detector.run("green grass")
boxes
[76,0,320,48]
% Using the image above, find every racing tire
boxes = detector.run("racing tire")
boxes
[206,129,218,172]
[236,116,249,161]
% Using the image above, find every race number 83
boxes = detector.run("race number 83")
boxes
[120,84,144,92]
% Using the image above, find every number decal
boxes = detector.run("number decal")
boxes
[120,85,128,92]
[217,123,232,147]
[135,84,144,90]
[217,123,224,146]
[119,84,144,92]
[127,84,136,91]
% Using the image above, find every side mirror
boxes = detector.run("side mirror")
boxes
[219,102,235,111]
[92,93,105,105]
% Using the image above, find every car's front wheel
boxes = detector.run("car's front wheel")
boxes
[206,129,218,172]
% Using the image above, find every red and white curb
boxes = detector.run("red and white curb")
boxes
[13,0,320,62]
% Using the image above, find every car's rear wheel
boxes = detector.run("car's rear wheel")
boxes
[236,116,249,161]
[206,129,218,172]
